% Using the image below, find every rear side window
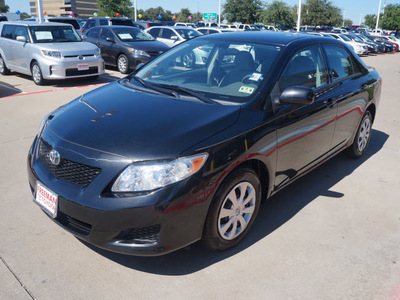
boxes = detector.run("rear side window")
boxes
[87,27,100,38]
[147,27,161,38]
[324,45,354,81]
[99,19,108,26]
[1,25,15,39]
[279,47,327,91]
[86,20,96,29]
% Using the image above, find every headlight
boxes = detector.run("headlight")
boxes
[112,153,209,192]
[42,50,62,58]
[95,47,101,56]
[128,48,150,57]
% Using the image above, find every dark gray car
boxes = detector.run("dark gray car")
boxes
[85,26,169,73]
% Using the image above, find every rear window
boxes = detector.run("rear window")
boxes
[110,19,133,26]
[48,19,80,30]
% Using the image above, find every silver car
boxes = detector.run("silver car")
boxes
[0,22,104,85]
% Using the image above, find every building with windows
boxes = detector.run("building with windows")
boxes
[30,0,98,18]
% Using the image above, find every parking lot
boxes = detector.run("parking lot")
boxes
[1,53,399,299]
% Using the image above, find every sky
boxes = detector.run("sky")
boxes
[6,0,397,25]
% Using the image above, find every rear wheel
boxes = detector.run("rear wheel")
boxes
[0,55,10,75]
[203,167,261,251]
[117,54,130,74]
[31,62,45,85]
[345,111,372,158]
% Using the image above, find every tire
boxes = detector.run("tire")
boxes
[203,167,261,251]
[345,111,372,158]
[31,62,45,85]
[0,55,10,75]
[182,52,194,68]
[117,54,130,74]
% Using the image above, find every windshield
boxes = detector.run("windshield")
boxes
[340,34,351,41]
[351,35,363,42]
[175,28,202,39]
[113,27,154,41]
[132,38,282,104]
[29,26,81,43]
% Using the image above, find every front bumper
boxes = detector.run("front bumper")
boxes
[27,131,215,256]
[37,55,105,80]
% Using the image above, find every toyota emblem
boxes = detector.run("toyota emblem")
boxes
[78,55,84,60]
[49,150,61,166]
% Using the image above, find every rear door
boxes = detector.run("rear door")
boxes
[274,46,338,190]
[0,25,15,67]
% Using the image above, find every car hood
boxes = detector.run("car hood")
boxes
[122,40,169,52]
[40,41,99,56]
[47,81,241,160]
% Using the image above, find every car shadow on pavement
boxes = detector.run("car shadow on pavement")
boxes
[0,81,22,98]
[80,129,389,275]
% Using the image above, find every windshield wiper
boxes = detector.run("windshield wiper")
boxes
[154,84,220,105]
[122,77,178,97]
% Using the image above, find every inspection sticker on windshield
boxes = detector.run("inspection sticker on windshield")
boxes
[239,86,254,94]
[249,73,262,81]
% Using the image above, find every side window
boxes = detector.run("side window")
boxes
[86,20,96,29]
[209,29,218,34]
[14,26,28,41]
[161,29,176,39]
[1,25,15,39]
[99,19,108,26]
[87,28,100,38]
[100,29,114,41]
[324,45,354,81]
[279,47,327,91]
[148,28,160,38]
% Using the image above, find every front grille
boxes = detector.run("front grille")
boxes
[56,211,92,236]
[63,54,95,58]
[147,50,163,57]
[65,66,98,76]
[115,225,161,244]
[39,142,101,187]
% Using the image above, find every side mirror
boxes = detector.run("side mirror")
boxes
[106,37,115,43]
[81,34,87,40]
[279,86,315,106]
[170,35,178,40]
[16,36,27,42]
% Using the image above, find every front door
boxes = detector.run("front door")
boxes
[274,46,338,190]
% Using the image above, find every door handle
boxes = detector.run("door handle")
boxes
[361,84,367,91]
[324,98,336,106]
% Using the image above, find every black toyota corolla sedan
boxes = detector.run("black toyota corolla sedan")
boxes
[85,26,169,74]
[27,32,381,256]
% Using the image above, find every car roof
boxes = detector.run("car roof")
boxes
[88,25,139,30]
[0,21,74,27]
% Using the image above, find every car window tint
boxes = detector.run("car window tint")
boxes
[99,19,108,26]
[100,29,113,41]
[209,29,218,34]
[87,27,100,38]
[86,20,96,28]
[161,29,176,39]
[14,26,28,41]
[148,27,160,38]
[279,47,327,91]
[324,45,354,81]
[1,25,15,39]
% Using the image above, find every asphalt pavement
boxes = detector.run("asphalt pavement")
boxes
[0,56,399,299]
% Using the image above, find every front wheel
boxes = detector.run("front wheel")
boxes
[117,54,130,74]
[345,111,372,158]
[31,62,45,85]
[203,167,261,251]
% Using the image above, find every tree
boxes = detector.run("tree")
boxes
[223,0,263,24]
[20,12,31,20]
[176,8,191,22]
[262,1,295,27]
[138,6,172,21]
[301,0,342,27]
[0,3,9,13]
[364,14,377,29]
[97,0,133,18]
[343,19,352,27]
[381,4,400,30]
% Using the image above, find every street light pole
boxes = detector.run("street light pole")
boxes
[37,0,44,23]
[297,0,302,32]
[375,0,383,34]
[134,0,137,21]
[359,14,363,26]
[343,11,346,27]
[218,0,221,25]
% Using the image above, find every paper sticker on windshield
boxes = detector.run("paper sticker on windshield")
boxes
[118,33,133,40]
[35,31,53,40]
[249,73,262,81]
[239,86,254,94]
